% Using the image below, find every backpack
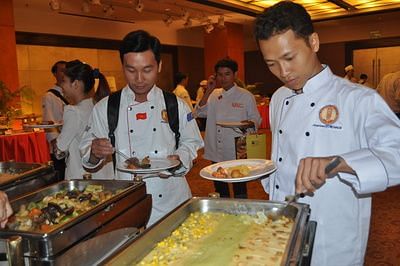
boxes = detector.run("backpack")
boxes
[107,89,180,169]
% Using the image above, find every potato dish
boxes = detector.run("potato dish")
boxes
[211,165,251,178]
[7,184,115,233]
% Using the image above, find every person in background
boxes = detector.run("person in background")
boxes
[358,73,373,88]
[42,60,68,180]
[195,80,208,131]
[173,72,193,111]
[343,64,358,82]
[79,30,203,226]
[376,70,400,119]
[0,191,12,228]
[254,1,400,265]
[195,58,261,198]
[52,60,113,180]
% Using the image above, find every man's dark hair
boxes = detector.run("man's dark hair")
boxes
[254,1,314,42]
[51,60,67,74]
[360,73,368,80]
[119,30,161,64]
[214,58,238,73]
[174,72,188,87]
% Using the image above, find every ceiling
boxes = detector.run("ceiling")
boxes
[19,0,400,31]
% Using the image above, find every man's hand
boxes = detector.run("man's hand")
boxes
[199,75,217,107]
[89,138,114,164]
[240,120,255,129]
[0,191,12,228]
[167,154,180,161]
[295,156,355,194]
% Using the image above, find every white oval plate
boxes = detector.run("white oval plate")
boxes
[117,158,180,174]
[23,123,63,129]
[200,159,276,183]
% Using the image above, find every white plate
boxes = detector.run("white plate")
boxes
[216,121,251,128]
[200,159,276,183]
[23,123,63,129]
[117,158,181,174]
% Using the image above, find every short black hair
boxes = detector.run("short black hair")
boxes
[360,73,368,80]
[51,60,67,74]
[254,1,314,42]
[214,58,238,73]
[174,72,188,87]
[119,30,161,64]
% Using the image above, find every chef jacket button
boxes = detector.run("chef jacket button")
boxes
[218,129,220,133]
[158,194,162,198]
[278,157,282,162]
[130,129,133,133]
[132,152,135,155]
[153,128,156,132]
[285,101,289,105]
[310,102,315,107]
[155,150,158,154]
[151,106,154,109]
[305,131,310,136]
[218,141,221,143]
[128,107,132,111]
[279,130,282,134]
[275,185,279,189]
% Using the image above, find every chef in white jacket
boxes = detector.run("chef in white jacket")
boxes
[254,2,400,265]
[79,30,203,226]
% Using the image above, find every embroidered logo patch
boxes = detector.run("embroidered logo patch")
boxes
[319,105,339,125]
[161,109,168,123]
[187,112,194,122]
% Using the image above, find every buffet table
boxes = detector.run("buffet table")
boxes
[0,131,50,163]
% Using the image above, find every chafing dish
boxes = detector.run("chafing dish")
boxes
[0,161,59,200]
[104,197,316,266]
[0,179,152,265]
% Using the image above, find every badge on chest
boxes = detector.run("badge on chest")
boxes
[136,112,147,120]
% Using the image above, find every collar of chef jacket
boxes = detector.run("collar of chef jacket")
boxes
[301,65,333,95]
[125,84,157,104]
[220,84,237,97]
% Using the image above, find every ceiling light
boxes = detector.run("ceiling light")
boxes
[104,5,114,16]
[90,0,101,5]
[183,18,192,27]
[182,10,190,21]
[49,0,61,11]
[205,23,214,34]
[136,0,144,13]
[82,1,90,13]
[163,16,173,27]
[217,15,225,28]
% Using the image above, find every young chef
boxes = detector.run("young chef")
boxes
[53,60,112,179]
[79,30,203,226]
[195,58,261,198]
[254,2,400,265]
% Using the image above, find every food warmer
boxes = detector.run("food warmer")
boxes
[0,161,60,200]
[103,197,317,266]
[0,179,152,265]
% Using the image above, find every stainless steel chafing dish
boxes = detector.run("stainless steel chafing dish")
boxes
[0,161,60,200]
[0,179,152,265]
[103,197,316,266]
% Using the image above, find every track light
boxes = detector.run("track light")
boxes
[136,0,144,13]
[104,5,114,16]
[90,0,101,5]
[217,15,225,28]
[163,16,173,27]
[183,18,192,27]
[182,10,190,21]
[49,0,60,11]
[205,23,214,34]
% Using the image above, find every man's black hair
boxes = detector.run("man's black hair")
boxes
[174,72,188,87]
[360,73,368,80]
[119,30,161,64]
[254,1,314,42]
[214,57,238,73]
[51,60,67,74]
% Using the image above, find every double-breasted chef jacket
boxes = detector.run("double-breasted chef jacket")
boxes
[262,65,400,266]
[195,85,261,162]
[80,85,204,226]
[42,85,66,145]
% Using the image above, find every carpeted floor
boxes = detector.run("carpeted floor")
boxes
[186,144,400,265]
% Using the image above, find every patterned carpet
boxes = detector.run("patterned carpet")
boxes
[186,147,400,265]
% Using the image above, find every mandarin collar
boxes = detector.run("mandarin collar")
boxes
[221,84,236,96]
[302,65,333,94]
[126,84,157,103]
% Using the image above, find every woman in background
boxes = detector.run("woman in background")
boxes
[53,60,113,179]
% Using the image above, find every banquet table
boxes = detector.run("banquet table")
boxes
[0,131,50,163]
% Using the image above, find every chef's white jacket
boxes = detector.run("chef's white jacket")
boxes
[262,66,400,266]
[56,98,114,180]
[80,85,203,226]
[41,85,65,146]
[195,85,261,162]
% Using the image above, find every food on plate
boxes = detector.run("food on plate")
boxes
[6,184,116,232]
[211,164,251,178]
[40,121,55,125]
[138,211,294,265]
[125,156,151,169]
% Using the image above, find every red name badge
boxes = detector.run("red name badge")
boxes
[136,112,147,120]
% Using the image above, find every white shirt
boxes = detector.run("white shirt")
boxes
[80,85,204,225]
[41,85,66,145]
[195,85,261,162]
[263,66,400,266]
[173,84,193,111]
[56,98,113,180]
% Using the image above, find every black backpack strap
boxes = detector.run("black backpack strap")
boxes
[48,89,69,105]
[163,90,180,149]
[107,90,122,170]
